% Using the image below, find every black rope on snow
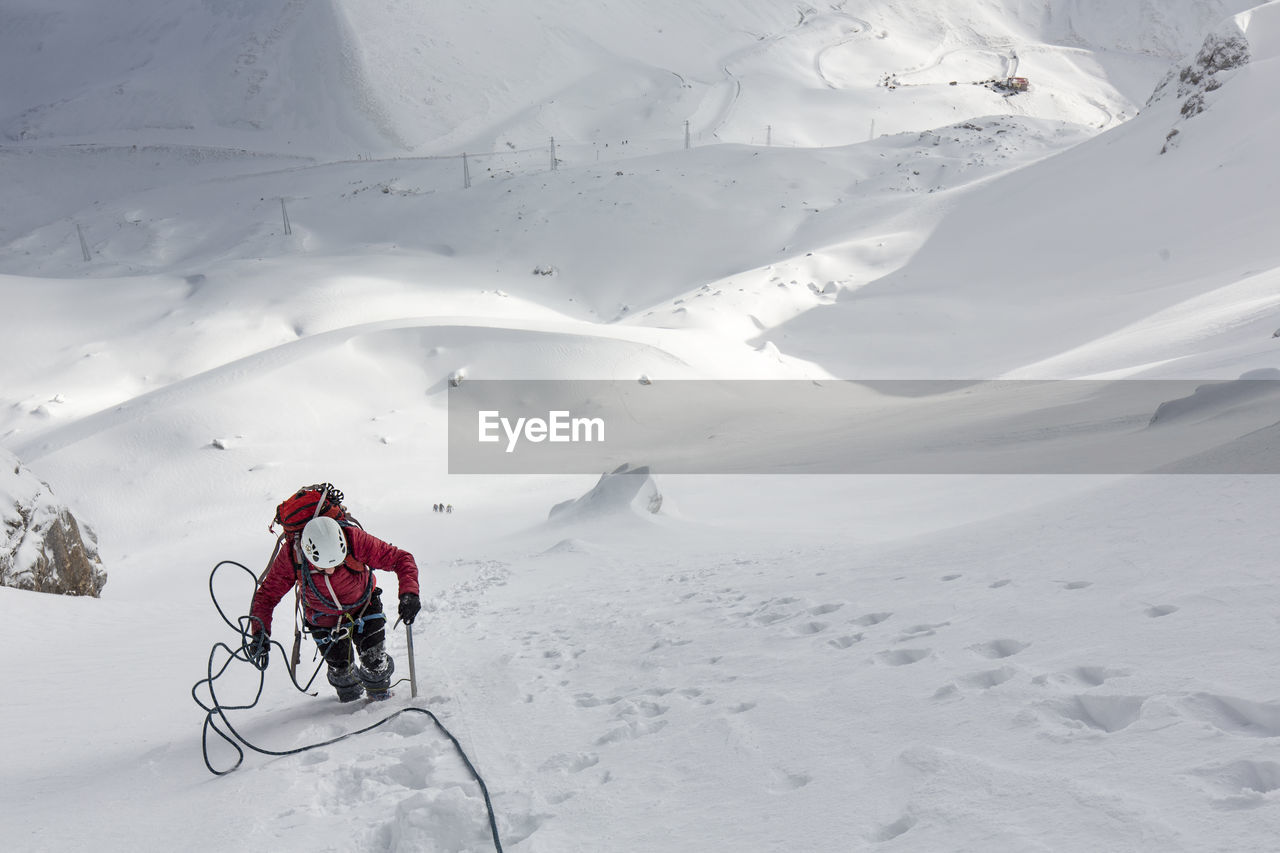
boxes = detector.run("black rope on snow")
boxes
[192,559,504,853]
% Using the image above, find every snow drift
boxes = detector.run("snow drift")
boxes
[548,463,664,522]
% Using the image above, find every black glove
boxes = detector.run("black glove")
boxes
[399,592,421,625]
[247,631,270,670]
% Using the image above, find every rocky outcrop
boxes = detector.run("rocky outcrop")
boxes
[1152,21,1251,152]
[1,451,106,596]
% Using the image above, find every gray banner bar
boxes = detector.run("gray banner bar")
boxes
[447,379,1280,474]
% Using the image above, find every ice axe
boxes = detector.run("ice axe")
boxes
[395,613,420,699]
[406,620,419,698]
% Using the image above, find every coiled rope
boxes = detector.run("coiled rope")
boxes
[191,559,503,852]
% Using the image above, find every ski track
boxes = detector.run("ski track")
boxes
[700,6,875,138]
[814,13,874,90]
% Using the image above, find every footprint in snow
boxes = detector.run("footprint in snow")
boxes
[383,746,436,791]
[539,752,600,774]
[388,714,432,737]
[767,768,812,792]
[960,667,1017,689]
[375,790,517,851]
[1038,694,1146,734]
[1182,693,1280,738]
[933,684,961,701]
[870,814,917,843]
[615,699,668,719]
[969,639,1029,659]
[896,621,949,641]
[1032,665,1131,688]
[647,637,693,651]
[1189,760,1280,809]
[877,648,931,666]
[574,693,622,708]
[596,718,668,745]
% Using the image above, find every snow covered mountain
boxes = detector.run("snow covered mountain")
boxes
[3,1,1280,851]
[3,0,1251,155]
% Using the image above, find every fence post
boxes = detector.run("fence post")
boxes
[463,152,471,188]
[684,120,691,150]
[280,198,292,235]
[550,137,557,171]
[766,125,772,146]
[76,224,91,262]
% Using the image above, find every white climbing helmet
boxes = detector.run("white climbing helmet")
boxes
[299,516,347,569]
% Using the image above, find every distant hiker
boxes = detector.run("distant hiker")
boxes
[433,503,440,513]
[446,504,453,514]
[247,485,421,702]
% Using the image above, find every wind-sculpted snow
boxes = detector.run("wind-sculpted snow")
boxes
[548,463,664,523]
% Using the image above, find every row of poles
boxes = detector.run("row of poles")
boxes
[72,119,879,260]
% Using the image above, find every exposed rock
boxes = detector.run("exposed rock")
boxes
[1153,25,1250,153]
[1,450,106,596]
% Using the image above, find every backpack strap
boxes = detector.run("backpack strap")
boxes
[257,534,285,586]
[290,534,374,618]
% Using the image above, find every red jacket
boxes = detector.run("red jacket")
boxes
[250,526,419,634]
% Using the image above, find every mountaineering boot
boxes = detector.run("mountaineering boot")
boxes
[327,662,364,703]
[357,646,395,700]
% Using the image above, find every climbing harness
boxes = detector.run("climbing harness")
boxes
[192,559,504,852]
[296,534,375,617]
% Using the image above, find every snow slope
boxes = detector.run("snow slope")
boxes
[3,0,1253,155]
[3,1,1280,851]
[775,1,1280,379]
